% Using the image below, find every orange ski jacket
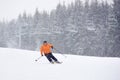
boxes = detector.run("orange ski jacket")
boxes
[40,43,53,55]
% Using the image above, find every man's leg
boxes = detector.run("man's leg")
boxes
[45,54,53,63]
[49,53,58,62]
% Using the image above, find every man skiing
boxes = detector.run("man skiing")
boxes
[40,41,60,64]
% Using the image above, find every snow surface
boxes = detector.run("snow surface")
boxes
[0,48,120,80]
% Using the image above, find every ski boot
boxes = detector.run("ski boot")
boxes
[55,61,62,64]
[50,61,54,64]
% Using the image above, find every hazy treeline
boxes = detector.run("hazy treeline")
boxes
[0,0,120,57]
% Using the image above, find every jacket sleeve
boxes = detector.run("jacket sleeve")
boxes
[49,44,53,49]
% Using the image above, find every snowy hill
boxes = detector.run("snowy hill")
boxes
[0,48,120,80]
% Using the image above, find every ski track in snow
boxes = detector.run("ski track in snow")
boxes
[0,48,120,80]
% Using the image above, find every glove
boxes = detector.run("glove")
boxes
[51,46,53,49]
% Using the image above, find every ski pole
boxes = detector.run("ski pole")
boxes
[53,48,67,58]
[35,56,42,62]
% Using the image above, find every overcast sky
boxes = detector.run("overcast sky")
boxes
[0,0,113,21]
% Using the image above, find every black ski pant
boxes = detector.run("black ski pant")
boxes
[45,53,58,62]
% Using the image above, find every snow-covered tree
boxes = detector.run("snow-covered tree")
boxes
[0,0,120,57]
[113,0,120,56]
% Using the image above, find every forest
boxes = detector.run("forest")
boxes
[0,0,120,57]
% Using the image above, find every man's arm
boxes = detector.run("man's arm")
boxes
[49,44,53,49]
[51,46,53,49]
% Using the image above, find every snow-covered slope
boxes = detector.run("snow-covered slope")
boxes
[0,48,120,80]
